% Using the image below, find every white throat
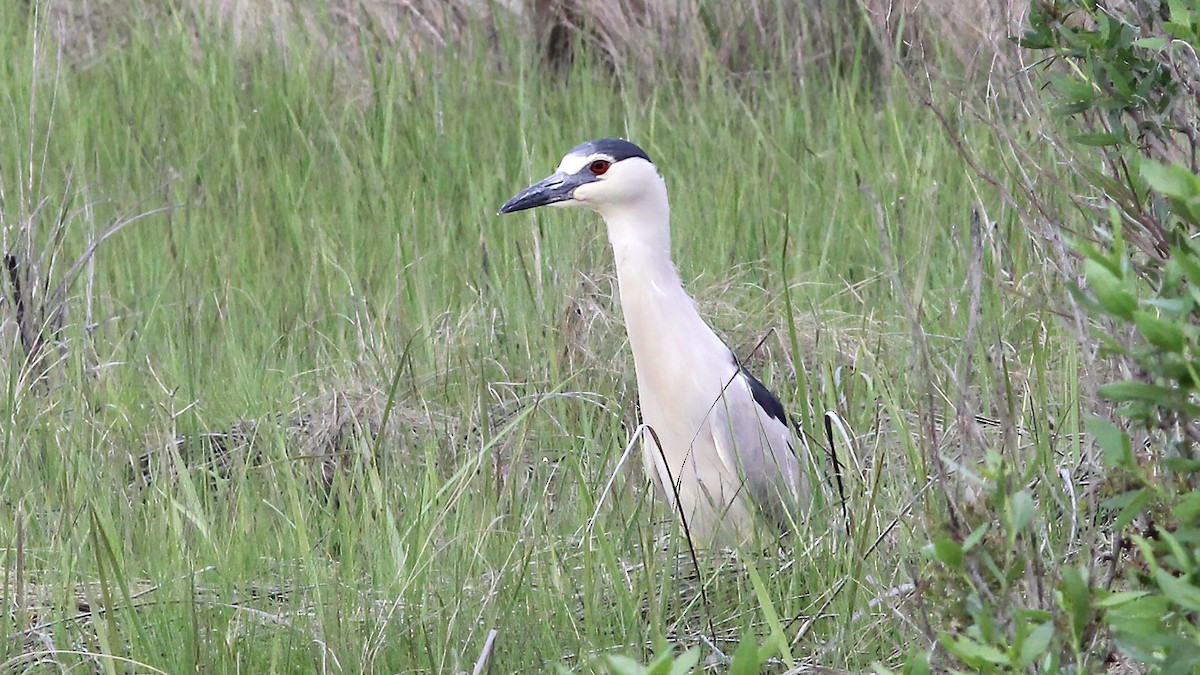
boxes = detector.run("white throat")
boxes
[597,174,672,269]
[596,176,731,392]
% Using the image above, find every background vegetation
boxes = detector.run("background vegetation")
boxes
[1,0,1192,672]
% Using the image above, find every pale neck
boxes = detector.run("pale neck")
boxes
[598,192,726,365]
[598,187,673,271]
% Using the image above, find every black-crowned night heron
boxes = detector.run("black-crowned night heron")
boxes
[499,138,808,545]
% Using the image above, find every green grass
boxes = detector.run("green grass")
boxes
[0,5,1083,672]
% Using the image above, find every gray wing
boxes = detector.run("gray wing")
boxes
[708,369,805,530]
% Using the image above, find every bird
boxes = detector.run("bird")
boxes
[498,138,808,546]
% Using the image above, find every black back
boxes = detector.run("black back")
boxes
[738,366,789,427]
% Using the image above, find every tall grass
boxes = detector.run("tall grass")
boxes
[0,2,1078,671]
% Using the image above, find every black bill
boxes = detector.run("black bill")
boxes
[498,171,596,214]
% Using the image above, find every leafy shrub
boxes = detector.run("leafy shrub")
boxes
[910,0,1200,671]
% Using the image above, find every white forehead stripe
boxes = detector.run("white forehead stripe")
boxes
[557,152,613,175]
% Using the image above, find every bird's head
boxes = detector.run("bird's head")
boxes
[498,138,663,217]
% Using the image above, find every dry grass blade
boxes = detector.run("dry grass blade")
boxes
[2,194,174,392]
[952,208,988,458]
[44,204,177,328]
[586,423,648,535]
[471,628,499,675]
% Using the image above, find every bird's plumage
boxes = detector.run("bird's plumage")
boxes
[499,138,808,545]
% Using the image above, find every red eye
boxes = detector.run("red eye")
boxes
[589,160,611,175]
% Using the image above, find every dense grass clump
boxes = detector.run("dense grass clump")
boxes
[0,2,1087,672]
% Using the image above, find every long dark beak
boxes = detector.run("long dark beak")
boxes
[498,171,592,214]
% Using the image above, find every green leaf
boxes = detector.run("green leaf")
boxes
[1174,492,1200,524]
[1159,529,1193,574]
[940,635,1011,667]
[962,523,990,553]
[1084,259,1137,320]
[667,648,700,675]
[1018,622,1055,668]
[933,537,964,569]
[901,649,932,675]
[1086,416,1133,468]
[1132,36,1169,50]
[1165,457,1200,475]
[643,650,677,675]
[605,655,644,675]
[1070,132,1122,146]
[1145,296,1193,315]
[1095,590,1149,608]
[1101,489,1152,531]
[1060,566,1090,641]
[1048,72,1098,101]
[728,636,763,675]
[1007,490,1035,539]
[1134,310,1185,352]
[1053,101,1092,116]
[1173,245,1200,286]
[1106,594,1169,637]
[1097,380,1174,402]
[1154,568,1200,612]
[1140,159,1200,201]
[742,557,794,669]
[1014,29,1055,50]
[1165,19,1199,40]
[1092,329,1131,357]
